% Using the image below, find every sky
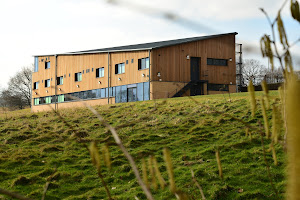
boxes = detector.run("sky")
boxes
[0,0,299,88]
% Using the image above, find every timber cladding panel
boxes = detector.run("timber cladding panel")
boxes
[151,34,236,84]
[32,50,150,99]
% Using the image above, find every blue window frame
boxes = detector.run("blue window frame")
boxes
[75,72,82,82]
[96,67,104,78]
[45,62,50,69]
[45,79,50,88]
[115,63,125,74]
[33,81,39,90]
[34,57,39,72]
[138,57,149,70]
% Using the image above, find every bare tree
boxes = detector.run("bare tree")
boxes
[261,67,284,84]
[241,59,266,86]
[7,66,33,107]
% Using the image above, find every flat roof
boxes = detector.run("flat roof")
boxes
[34,32,237,57]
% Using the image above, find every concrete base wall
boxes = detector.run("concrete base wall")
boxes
[31,98,115,112]
[207,84,236,95]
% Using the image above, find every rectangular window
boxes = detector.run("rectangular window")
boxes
[138,57,149,70]
[75,72,82,82]
[45,96,52,104]
[131,59,134,63]
[45,62,50,69]
[34,57,39,72]
[115,63,125,74]
[57,76,63,85]
[33,82,39,90]
[207,84,229,91]
[45,79,50,88]
[58,94,65,103]
[207,58,228,66]
[34,98,40,105]
[96,67,104,78]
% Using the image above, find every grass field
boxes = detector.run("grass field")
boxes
[0,91,286,199]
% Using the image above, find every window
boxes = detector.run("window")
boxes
[138,57,149,70]
[45,62,50,69]
[58,94,64,103]
[207,84,229,91]
[34,98,40,105]
[126,60,128,64]
[75,72,82,82]
[45,96,51,104]
[34,57,39,72]
[115,63,125,74]
[207,58,228,66]
[57,76,63,85]
[33,82,39,90]
[45,79,50,88]
[131,59,134,63]
[96,67,104,78]
[86,69,90,73]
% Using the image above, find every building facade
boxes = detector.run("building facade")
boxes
[32,32,237,112]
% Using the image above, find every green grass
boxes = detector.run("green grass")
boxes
[0,91,286,199]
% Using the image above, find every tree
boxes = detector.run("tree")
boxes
[241,59,266,86]
[0,66,33,109]
[7,66,33,107]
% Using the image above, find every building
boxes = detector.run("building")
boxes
[32,32,237,112]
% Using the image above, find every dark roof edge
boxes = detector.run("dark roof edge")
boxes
[32,47,153,57]
[33,32,237,57]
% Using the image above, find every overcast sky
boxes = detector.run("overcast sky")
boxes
[0,0,299,88]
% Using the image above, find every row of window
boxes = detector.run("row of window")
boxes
[207,84,229,91]
[33,57,149,74]
[33,82,150,105]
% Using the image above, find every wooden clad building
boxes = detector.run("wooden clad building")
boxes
[32,32,237,112]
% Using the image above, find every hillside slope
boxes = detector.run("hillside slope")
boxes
[0,92,285,199]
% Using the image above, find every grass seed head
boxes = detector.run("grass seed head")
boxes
[248,80,256,117]
[163,148,176,193]
[261,97,270,138]
[102,144,111,170]
[89,141,101,172]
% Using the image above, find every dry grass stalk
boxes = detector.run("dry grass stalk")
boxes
[148,156,157,190]
[42,168,57,200]
[286,75,300,200]
[153,156,166,189]
[191,169,206,200]
[261,97,270,138]
[142,158,149,188]
[163,148,176,193]
[0,188,34,200]
[272,105,279,144]
[271,143,278,166]
[215,149,223,180]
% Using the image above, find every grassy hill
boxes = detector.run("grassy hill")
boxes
[0,92,286,199]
